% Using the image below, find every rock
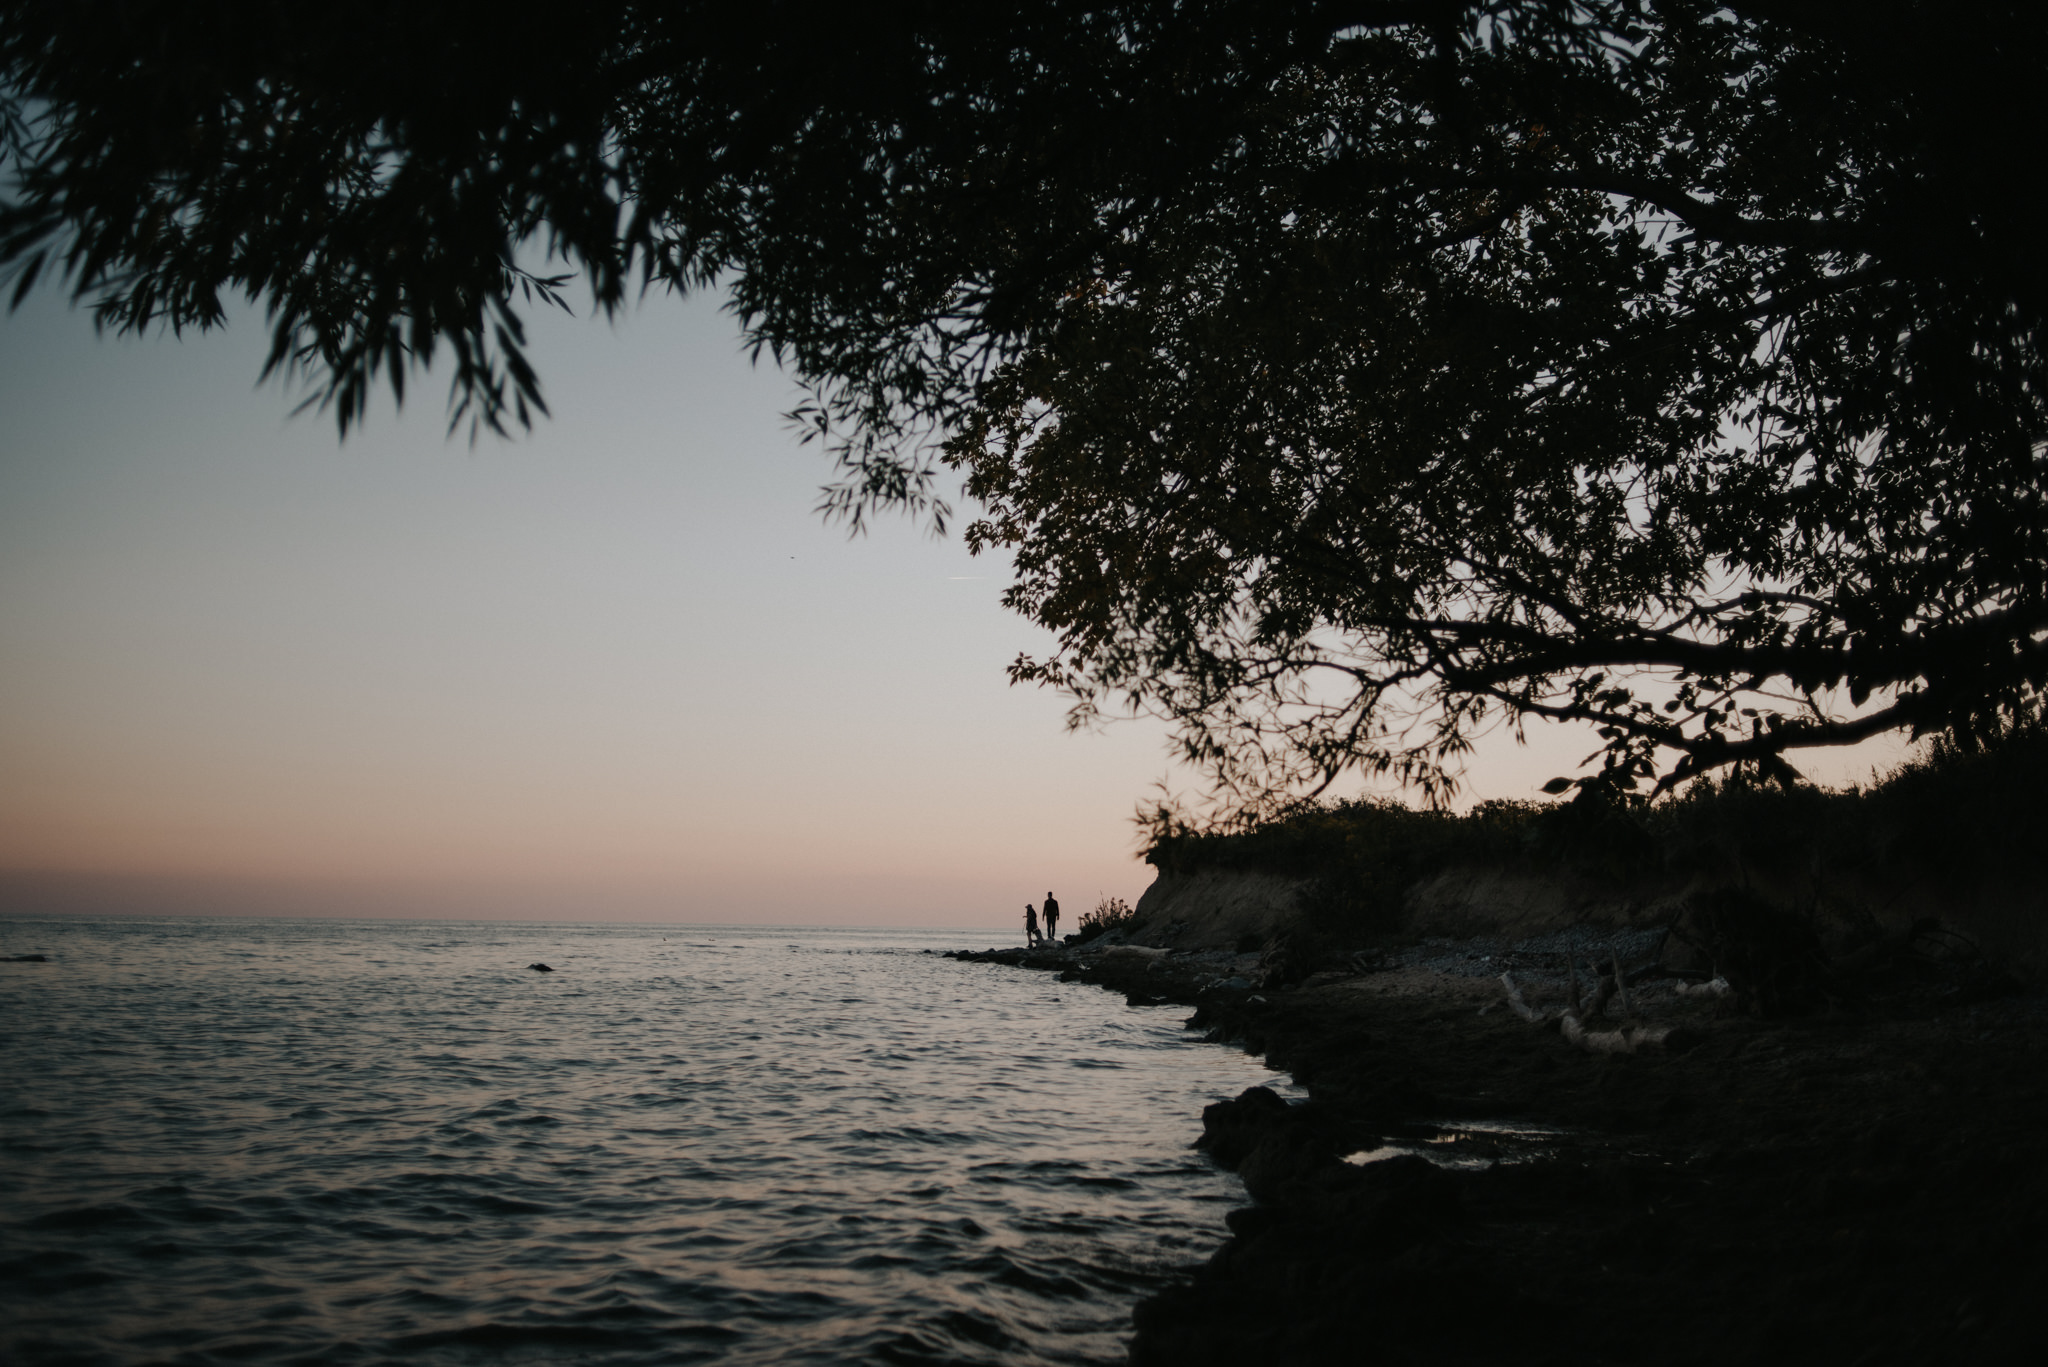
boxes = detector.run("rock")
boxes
[1197,1085,1293,1167]
[3,954,50,962]
[528,962,554,972]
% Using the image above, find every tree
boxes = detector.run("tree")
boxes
[6,1,2046,815]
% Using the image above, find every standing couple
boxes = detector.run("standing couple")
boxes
[1024,892,1060,946]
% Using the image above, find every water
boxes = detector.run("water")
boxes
[0,916,1292,1366]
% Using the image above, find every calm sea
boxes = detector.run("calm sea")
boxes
[0,916,1288,1366]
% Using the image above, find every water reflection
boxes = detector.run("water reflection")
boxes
[0,918,1296,1365]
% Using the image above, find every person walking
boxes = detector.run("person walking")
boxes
[1024,903,1040,946]
[1042,892,1060,944]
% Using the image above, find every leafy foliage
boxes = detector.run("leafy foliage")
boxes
[1150,709,2048,945]
[6,2,2046,811]
[1145,794,1551,942]
[1076,895,1138,943]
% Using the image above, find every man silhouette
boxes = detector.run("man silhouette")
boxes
[1042,892,1060,943]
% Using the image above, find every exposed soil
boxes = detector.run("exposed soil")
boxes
[949,936,2048,1365]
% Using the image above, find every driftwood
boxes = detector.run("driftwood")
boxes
[1501,962,1698,1055]
[1500,973,1547,1023]
[1563,955,1617,1019]
[1558,1011,1685,1054]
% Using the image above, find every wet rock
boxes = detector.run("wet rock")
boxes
[1234,1123,1338,1205]
[1365,1075,1441,1115]
[527,962,554,972]
[3,954,50,962]
[1223,1203,1282,1239]
[1139,1135,1475,1366]
[1197,1085,1292,1168]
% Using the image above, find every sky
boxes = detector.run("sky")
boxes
[0,286,1911,928]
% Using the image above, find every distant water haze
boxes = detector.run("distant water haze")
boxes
[0,289,1910,925]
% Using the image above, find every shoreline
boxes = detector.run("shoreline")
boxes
[951,931,2048,1363]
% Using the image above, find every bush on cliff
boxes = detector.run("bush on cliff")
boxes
[1075,896,1138,944]
[1143,709,2048,949]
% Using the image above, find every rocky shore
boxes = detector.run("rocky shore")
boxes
[949,926,2048,1364]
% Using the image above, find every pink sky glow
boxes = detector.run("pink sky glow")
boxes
[0,290,1911,927]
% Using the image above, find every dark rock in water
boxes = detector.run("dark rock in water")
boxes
[3,954,49,962]
[1198,1085,1293,1168]
[528,962,554,972]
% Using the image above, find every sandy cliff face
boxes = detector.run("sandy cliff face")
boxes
[1129,855,2048,983]
[1402,867,1672,939]
[1126,867,1309,950]
[1818,868,2048,983]
[1127,863,1678,951]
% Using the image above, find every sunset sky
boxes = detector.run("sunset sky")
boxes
[0,287,1911,927]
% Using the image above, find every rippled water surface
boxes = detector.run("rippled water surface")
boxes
[0,916,1288,1365]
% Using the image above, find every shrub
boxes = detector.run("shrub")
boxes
[1138,707,2048,945]
[1076,896,1137,942]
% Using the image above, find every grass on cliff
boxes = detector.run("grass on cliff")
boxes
[1139,713,2048,944]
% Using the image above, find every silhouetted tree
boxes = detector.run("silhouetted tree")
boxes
[6,2,2045,811]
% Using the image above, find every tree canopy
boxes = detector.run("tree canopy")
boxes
[6,0,2046,813]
